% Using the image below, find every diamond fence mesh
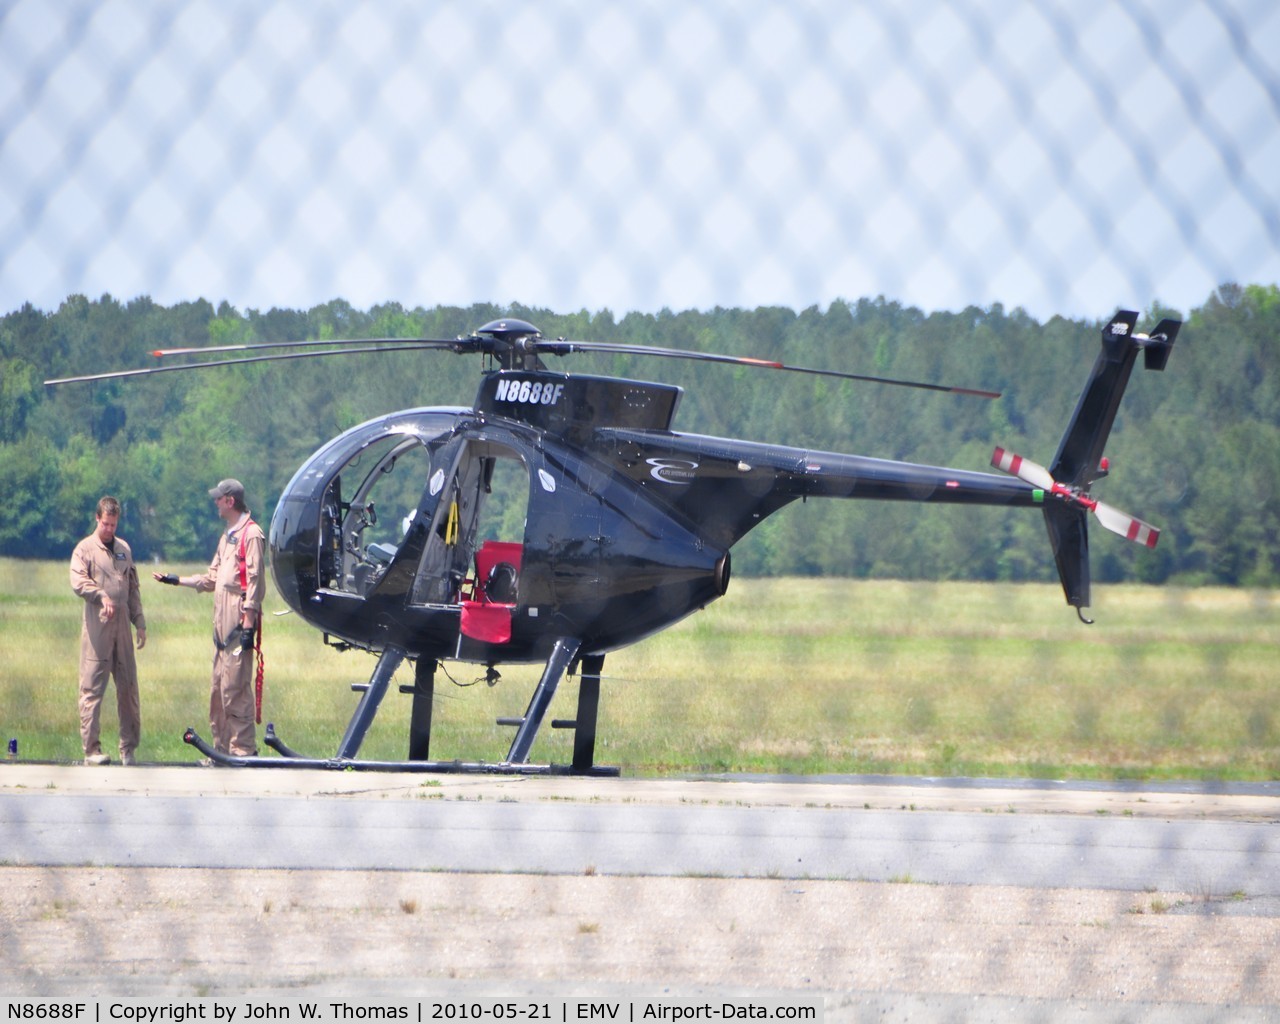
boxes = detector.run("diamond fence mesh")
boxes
[2,0,1278,318]
[2,0,1279,1014]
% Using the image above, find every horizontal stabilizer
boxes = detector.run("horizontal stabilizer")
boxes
[1140,318,1181,371]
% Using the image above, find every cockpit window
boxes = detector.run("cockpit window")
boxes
[322,433,437,595]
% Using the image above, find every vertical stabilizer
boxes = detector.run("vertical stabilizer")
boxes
[1043,503,1091,617]
[1049,311,1140,489]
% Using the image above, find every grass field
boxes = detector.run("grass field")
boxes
[1,557,1276,780]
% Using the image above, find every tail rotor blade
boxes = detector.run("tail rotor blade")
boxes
[994,446,1160,548]
[991,447,1056,491]
[1092,500,1160,548]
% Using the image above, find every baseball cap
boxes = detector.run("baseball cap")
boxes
[208,478,245,501]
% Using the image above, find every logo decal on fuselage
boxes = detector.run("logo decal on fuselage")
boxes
[494,379,565,406]
[647,458,698,484]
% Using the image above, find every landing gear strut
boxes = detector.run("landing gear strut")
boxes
[183,641,618,775]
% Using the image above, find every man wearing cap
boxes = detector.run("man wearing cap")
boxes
[154,478,266,758]
[70,495,147,766]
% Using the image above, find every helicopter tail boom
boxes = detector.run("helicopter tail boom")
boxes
[603,310,1177,620]
[994,310,1179,615]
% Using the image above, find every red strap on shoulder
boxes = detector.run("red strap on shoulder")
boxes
[237,519,256,591]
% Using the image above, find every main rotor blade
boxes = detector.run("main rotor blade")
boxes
[44,344,441,386]
[150,337,463,358]
[49,326,1002,398]
[539,340,1001,399]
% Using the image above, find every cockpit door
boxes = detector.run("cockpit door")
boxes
[410,439,530,618]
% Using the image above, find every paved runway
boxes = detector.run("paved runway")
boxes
[5,764,1280,1021]
[3,764,1277,897]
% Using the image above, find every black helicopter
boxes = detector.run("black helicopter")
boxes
[47,310,1179,774]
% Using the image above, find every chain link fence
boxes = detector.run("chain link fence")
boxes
[2,0,1278,319]
[3,0,1280,1014]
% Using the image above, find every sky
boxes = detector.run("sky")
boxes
[2,0,1278,323]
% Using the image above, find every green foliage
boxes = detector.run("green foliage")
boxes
[0,287,1277,587]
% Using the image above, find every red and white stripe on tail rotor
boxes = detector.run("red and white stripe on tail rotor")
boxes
[1091,499,1160,549]
[991,447,1160,549]
[991,446,1055,490]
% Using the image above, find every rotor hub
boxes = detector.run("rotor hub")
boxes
[475,318,541,342]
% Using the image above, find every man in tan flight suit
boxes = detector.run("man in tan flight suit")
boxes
[154,478,265,758]
[70,495,147,766]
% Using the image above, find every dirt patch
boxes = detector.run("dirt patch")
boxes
[2,866,1277,1007]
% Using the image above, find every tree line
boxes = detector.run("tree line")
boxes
[1,285,1276,588]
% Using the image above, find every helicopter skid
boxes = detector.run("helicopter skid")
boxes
[182,727,619,776]
[179,642,617,776]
